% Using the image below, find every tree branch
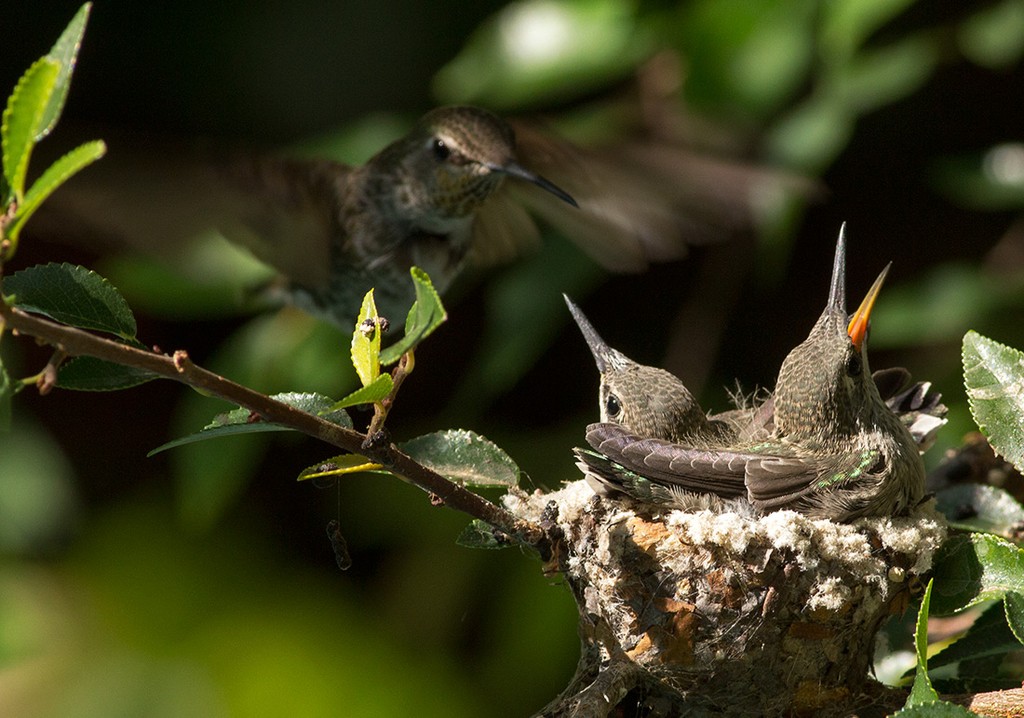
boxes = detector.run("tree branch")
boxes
[1,303,545,549]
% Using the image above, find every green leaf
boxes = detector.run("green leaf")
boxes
[400,429,520,488]
[379,267,447,365]
[906,578,939,707]
[37,3,92,141]
[765,94,854,172]
[2,58,59,202]
[830,37,938,114]
[0,359,11,432]
[326,373,393,412]
[4,263,137,339]
[1004,591,1024,645]
[959,0,1024,69]
[963,330,1024,473]
[432,0,651,109]
[926,602,1021,671]
[350,289,382,386]
[931,533,1024,616]
[148,392,351,456]
[456,519,510,550]
[57,356,158,391]
[6,140,106,246]
[297,454,384,481]
[889,703,981,717]
[934,484,1024,537]
[820,0,917,60]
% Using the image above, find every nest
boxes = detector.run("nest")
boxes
[505,481,948,716]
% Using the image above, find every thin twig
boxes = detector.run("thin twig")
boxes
[36,346,68,395]
[364,349,415,446]
[0,303,546,548]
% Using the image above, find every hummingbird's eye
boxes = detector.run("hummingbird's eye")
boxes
[846,353,863,377]
[605,394,622,419]
[431,138,450,161]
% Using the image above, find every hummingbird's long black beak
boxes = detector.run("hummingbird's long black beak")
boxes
[499,161,579,208]
[564,294,611,372]
[827,222,848,315]
[848,263,891,352]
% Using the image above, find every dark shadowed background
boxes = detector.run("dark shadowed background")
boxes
[3,1,1024,716]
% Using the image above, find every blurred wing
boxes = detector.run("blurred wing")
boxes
[210,154,344,291]
[35,135,342,292]
[467,191,542,267]
[505,120,816,272]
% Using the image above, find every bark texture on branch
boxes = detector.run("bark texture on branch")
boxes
[506,481,948,716]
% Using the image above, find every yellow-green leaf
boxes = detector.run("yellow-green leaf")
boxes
[297,455,385,481]
[2,58,59,202]
[326,373,393,412]
[37,3,92,141]
[350,289,381,386]
[6,139,106,248]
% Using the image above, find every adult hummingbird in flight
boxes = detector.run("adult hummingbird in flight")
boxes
[41,105,796,326]
[577,225,928,522]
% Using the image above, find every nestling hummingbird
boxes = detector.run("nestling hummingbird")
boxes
[564,294,731,444]
[577,225,928,522]
[565,293,942,447]
[42,105,790,326]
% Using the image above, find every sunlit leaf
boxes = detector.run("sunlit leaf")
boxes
[351,290,381,387]
[831,36,938,114]
[765,95,854,171]
[959,0,1024,69]
[963,331,1024,473]
[6,140,106,246]
[148,392,351,456]
[2,58,58,202]
[931,533,1024,616]
[400,429,520,488]
[4,263,137,339]
[57,356,158,391]
[934,484,1024,538]
[326,373,393,412]
[37,2,92,141]
[297,454,384,481]
[379,267,447,365]
[820,0,917,60]
[456,519,510,550]
[905,579,939,707]
[1004,591,1024,645]
[433,0,651,109]
[890,703,982,717]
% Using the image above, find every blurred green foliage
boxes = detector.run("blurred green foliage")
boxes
[5,0,1024,715]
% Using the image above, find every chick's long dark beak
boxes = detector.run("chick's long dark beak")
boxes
[498,161,579,207]
[564,294,611,372]
[827,222,848,315]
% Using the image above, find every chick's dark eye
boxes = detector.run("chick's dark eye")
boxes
[431,138,450,161]
[846,353,863,377]
[605,394,622,418]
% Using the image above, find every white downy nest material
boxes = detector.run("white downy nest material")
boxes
[503,480,948,712]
